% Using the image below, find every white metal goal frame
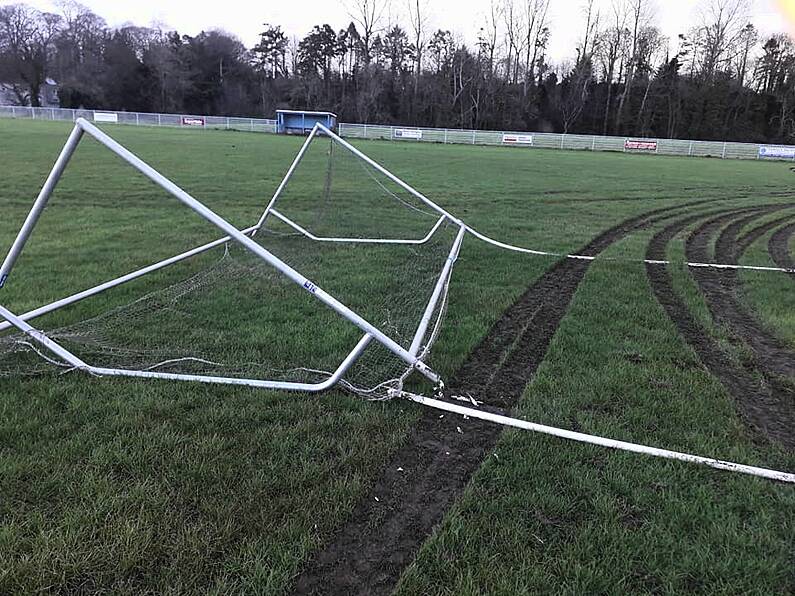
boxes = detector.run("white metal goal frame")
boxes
[0,118,467,392]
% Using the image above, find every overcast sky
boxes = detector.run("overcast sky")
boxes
[5,0,790,62]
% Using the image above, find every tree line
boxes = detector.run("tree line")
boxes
[0,0,794,143]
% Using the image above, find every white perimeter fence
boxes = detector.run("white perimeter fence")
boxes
[0,105,277,133]
[3,104,795,162]
[339,123,795,161]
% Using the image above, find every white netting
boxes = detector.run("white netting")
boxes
[0,133,460,399]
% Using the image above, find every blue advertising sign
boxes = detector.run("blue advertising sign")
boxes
[759,145,795,159]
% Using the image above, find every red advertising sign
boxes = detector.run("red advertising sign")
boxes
[625,139,657,151]
[182,116,206,127]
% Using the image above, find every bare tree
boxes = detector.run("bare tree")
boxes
[557,58,593,133]
[578,0,600,65]
[522,0,550,95]
[633,26,667,133]
[477,1,501,78]
[697,0,750,80]
[615,0,655,132]
[407,0,429,96]
[347,0,388,64]
[596,1,632,133]
[734,23,757,86]
[502,0,526,83]
[0,4,62,106]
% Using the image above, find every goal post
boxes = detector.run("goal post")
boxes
[0,118,464,394]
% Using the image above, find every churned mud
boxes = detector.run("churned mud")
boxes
[292,202,706,596]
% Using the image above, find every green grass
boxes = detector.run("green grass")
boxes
[1,118,794,594]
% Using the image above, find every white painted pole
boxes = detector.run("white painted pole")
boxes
[406,394,795,484]
[88,333,373,391]
[254,125,320,231]
[268,210,446,245]
[0,304,89,369]
[409,225,465,356]
[0,123,84,289]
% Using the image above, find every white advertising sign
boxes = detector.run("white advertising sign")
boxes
[759,146,795,159]
[94,112,118,123]
[502,134,534,145]
[394,129,423,140]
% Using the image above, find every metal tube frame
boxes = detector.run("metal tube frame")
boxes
[268,209,447,245]
[409,225,466,357]
[0,124,84,289]
[303,123,585,258]
[0,224,259,334]
[255,123,447,247]
[253,125,319,232]
[310,123,795,274]
[0,118,455,392]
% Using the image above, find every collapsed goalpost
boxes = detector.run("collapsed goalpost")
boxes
[0,118,461,395]
[0,118,792,484]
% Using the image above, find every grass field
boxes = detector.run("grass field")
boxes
[1,118,794,594]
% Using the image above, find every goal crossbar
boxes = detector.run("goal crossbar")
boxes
[0,118,460,391]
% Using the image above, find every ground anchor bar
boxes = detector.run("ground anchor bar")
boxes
[88,334,374,391]
[269,209,447,245]
[403,393,795,484]
[0,304,89,369]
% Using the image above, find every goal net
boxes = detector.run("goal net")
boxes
[0,121,464,400]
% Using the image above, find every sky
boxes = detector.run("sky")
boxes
[4,0,790,62]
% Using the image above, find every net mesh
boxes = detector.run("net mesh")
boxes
[0,133,460,399]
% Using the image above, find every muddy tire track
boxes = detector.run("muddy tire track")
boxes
[734,213,795,256]
[769,222,795,272]
[292,202,712,596]
[687,207,795,379]
[645,209,795,451]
